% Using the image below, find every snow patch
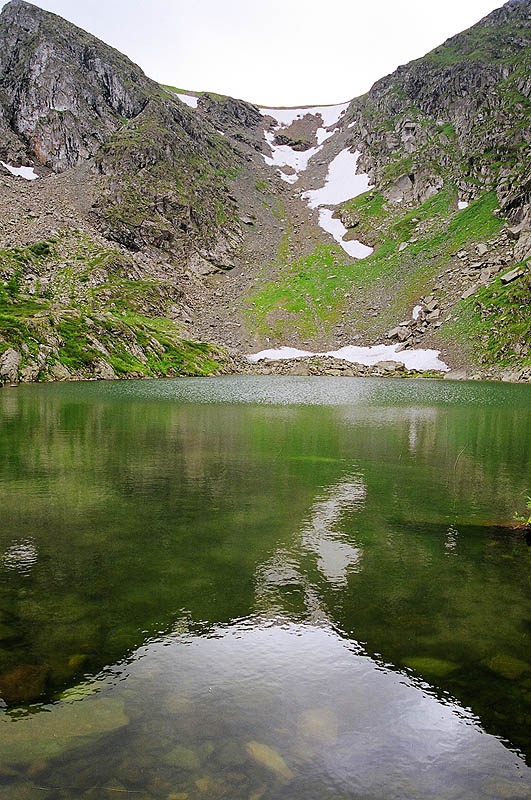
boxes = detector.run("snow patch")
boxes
[248,346,314,362]
[261,102,348,128]
[318,208,373,259]
[302,150,372,209]
[279,171,299,185]
[262,130,322,181]
[316,127,337,145]
[458,200,469,210]
[300,150,373,259]
[325,345,448,372]
[176,93,198,109]
[247,343,448,372]
[260,103,348,183]
[412,305,423,320]
[1,161,39,180]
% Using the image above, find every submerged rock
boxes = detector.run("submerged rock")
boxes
[296,707,338,744]
[482,777,531,798]
[402,656,459,678]
[0,696,129,765]
[0,664,48,705]
[245,740,293,782]
[215,739,247,767]
[163,745,201,770]
[486,654,529,680]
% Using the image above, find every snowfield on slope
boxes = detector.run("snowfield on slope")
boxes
[247,344,449,372]
[317,209,374,258]
[260,102,348,183]
[262,131,321,182]
[302,150,372,208]
[1,161,39,180]
[176,93,198,108]
[301,150,374,258]
[261,103,349,129]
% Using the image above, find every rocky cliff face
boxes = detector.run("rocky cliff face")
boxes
[0,0,153,170]
[0,0,268,271]
[346,0,531,246]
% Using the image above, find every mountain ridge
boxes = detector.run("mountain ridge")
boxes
[0,0,529,384]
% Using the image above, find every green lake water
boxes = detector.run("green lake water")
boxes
[0,376,530,800]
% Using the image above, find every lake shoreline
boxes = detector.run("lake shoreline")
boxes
[1,356,530,387]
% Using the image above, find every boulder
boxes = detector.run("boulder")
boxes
[0,348,21,382]
[51,363,71,381]
[94,359,117,380]
[500,267,524,284]
[387,327,402,339]
[374,360,403,372]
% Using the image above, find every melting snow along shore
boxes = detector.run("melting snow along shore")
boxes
[247,345,449,372]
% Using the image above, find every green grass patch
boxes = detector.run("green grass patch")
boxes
[243,187,508,343]
[57,317,100,370]
[245,244,352,338]
[442,266,530,370]
[161,84,194,95]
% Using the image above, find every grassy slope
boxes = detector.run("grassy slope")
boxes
[0,232,228,380]
[442,268,530,371]
[243,186,526,372]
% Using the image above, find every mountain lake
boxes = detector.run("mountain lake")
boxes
[0,375,530,800]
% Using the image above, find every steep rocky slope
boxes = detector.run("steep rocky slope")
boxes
[346,0,530,225]
[0,0,529,385]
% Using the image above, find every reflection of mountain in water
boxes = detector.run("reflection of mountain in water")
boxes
[0,379,530,760]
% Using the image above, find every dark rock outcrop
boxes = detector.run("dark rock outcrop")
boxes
[0,0,154,170]
[347,0,531,231]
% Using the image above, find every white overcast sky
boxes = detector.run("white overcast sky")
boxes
[0,0,505,106]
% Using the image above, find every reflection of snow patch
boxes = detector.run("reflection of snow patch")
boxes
[302,478,366,586]
[2,538,38,573]
[302,150,372,208]
[247,343,449,372]
[176,93,198,108]
[1,161,39,180]
[318,208,373,259]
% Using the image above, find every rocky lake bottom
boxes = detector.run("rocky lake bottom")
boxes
[0,376,530,800]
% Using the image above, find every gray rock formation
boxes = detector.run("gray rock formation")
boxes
[0,347,21,382]
[0,0,153,171]
[347,0,531,237]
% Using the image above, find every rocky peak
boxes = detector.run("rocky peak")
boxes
[197,93,262,129]
[0,0,155,170]
[346,0,530,223]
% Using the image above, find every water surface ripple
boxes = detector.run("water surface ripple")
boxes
[0,376,529,800]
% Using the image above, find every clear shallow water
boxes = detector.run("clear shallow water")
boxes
[0,376,530,800]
